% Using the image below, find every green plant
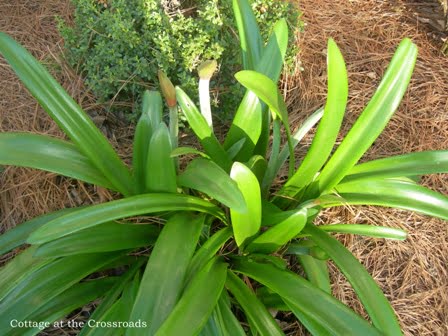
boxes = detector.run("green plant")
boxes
[1,0,448,335]
[59,0,301,117]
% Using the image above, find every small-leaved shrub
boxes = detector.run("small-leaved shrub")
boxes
[59,0,302,117]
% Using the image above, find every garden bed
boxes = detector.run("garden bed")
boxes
[1,0,447,335]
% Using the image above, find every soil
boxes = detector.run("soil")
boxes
[0,0,447,335]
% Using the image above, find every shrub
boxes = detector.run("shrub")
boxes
[59,0,302,117]
[1,0,448,334]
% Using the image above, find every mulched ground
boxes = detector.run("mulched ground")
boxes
[0,0,447,335]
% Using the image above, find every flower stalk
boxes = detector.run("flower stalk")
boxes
[197,60,217,129]
[158,70,178,149]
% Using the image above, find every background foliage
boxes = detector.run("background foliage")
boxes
[59,0,302,117]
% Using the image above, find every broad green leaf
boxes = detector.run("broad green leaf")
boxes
[0,207,77,255]
[226,271,284,336]
[142,90,163,132]
[274,107,324,181]
[0,247,50,300]
[262,119,281,193]
[145,123,177,193]
[88,274,141,336]
[34,221,160,257]
[286,241,329,260]
[342,150,448,183]
[132,91,163,193]
[27,194,226,244]
[0,133,114,190]
[325,178,448,220]
[200,290,246,336]
[155,258,228,336]
[128,213,204,335]
[226,138,246,160]
[224,19,288,161]
[253,19,289,157]
[0,33,134,196]
[303,224,402,335]
[186,227,232,284]
[319,224,407,240]
[178,158,246,212]
[230,162,262,247]
[22,277,116,336]
[0,252,123,334]
[311,39,418,196]
[296,255,331,294]
[232,0,262,70]
[247,208,307,253]
[235,70,295,176]
[245,154,268,186]
[175,87,232,171]
[282,39,348,200]
[256,286,289,311]
[79,259,145,336]
[233,258,383,336]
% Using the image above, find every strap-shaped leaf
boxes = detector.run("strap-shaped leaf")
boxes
[0,207,77,255]
[132,91,163,193]
[226,271,284,335]
[128,213,204,335]
[232,0,262,70]
[282,39,348,199]
[0,247,50,301]
[235,70,295,177]
[0,133,114,190]
[79,259,145,336]
[224,19,288,161]
[303,224,402,335]
[178,158,246,212]
[233,258,383,336]
[27,194,226,244]
[145,122,177,193]
[312,39,418,196]
[253,19,289,157]
[155,258,228,336]
[247,209,307,253]
[88,273,141,336]
[0,252,123,334]
[342,150,448,183]
[186,228,232,285]
[296,255,331,294]
[201,291,246,336]
[319,224,407,240]
[34,221,160,257]
[245,154,268,186]
[327,178,448,220]
[273,107,324,183]
[0,33,134,196]
[22,278,116,336]
[176,87,232,171]
[263,119,282,193]
[230,162,262,247]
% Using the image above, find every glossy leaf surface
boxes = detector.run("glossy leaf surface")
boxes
[303,224,402,335]
[0,32,134,196]
[178,158,246,212]
[230,162,262,247]
[28,194,225,244]
[128,213,204,335]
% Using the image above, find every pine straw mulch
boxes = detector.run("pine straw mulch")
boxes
[0,0,447,335]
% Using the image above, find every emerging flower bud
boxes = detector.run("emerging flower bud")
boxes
[158,70,177,108]
[197,60,217,80]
